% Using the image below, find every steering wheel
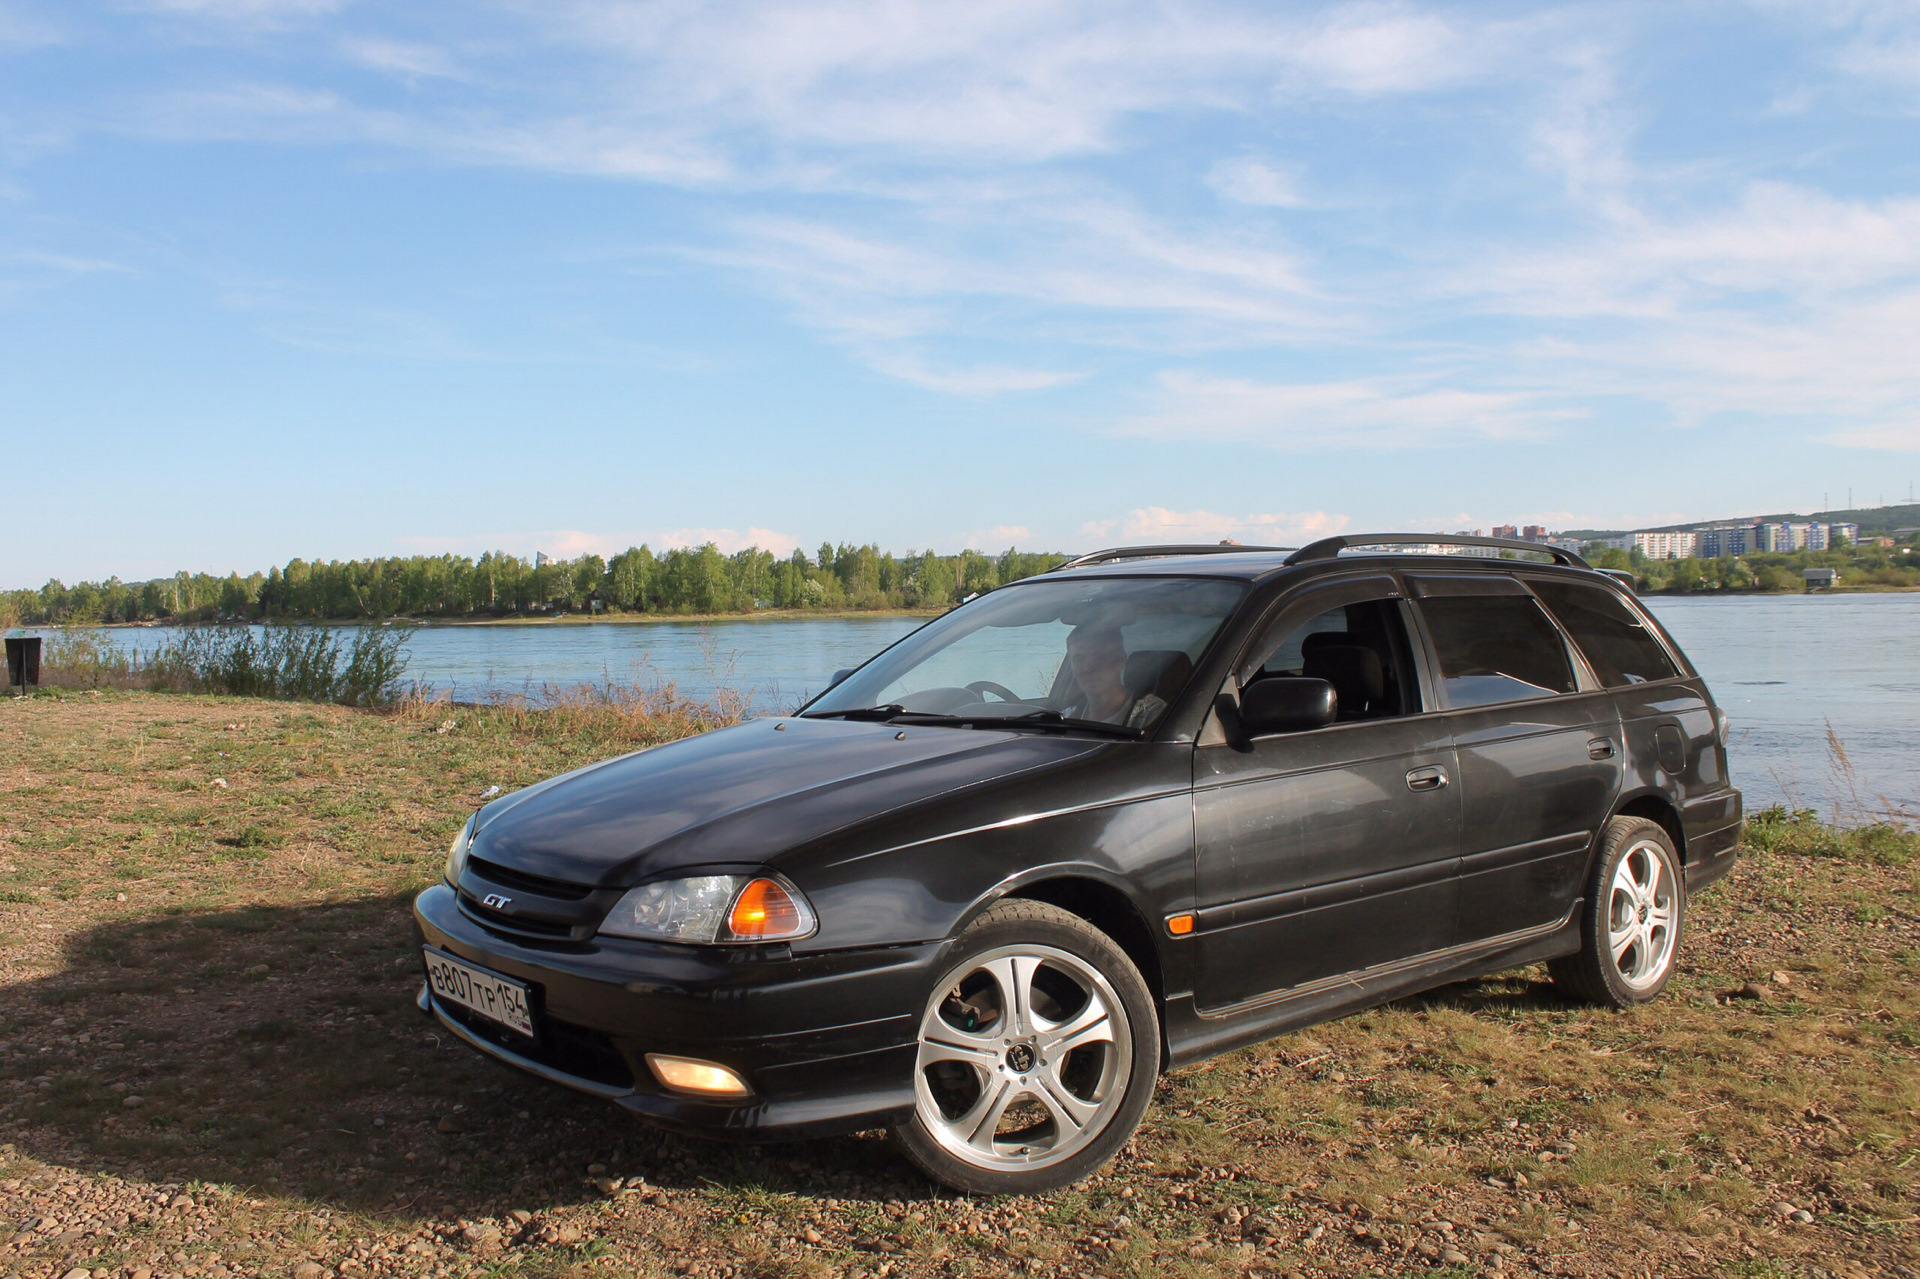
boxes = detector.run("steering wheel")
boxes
[966,680,1022,703]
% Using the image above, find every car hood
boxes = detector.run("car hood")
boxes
[469,716,1103,886]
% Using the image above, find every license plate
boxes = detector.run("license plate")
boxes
[423,948,535,1038]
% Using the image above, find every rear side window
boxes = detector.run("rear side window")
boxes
[1419,596,1577,708]
[1527,580,1679,687]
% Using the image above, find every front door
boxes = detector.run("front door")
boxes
[1192,576,1464,1012]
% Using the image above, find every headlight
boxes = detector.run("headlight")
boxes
[445,814,476,884]
[599,873,817,944]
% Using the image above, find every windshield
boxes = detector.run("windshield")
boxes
[803,576,1247,734]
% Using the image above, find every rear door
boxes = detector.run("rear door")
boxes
[1405,575,1623,944]
[1191,575,1464,1011]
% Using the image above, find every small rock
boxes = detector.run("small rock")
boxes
[211,777,228,789]
[586,1162,607,1175]
[121,1095,144,1109]
[1771,970,1792,987]
[479,785,502,799]
[1734,983,1769,1000]
[590,1177,623,1195]
[114,893,126,902]
[1791,1209,1814,1224]
[1553,1140,1577,1156]
[508,1209,532,1225]
[436,1114,466,1134]
[549,1222,583,1245]
[1771,1201,1797,1218]
[802,1228,823,1244]
[247,964,270,976]
[461,1222,501,1247]
[1442,1249,1471,1265]
[129,1269,153,1279]
[293,1264,325,1279]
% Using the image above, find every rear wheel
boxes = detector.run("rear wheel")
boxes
[891,900,1159,1194]
[1550,816,1685,1008]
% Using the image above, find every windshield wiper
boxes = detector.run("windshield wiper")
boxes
[802,704,908,721]
[1002,709,1144,738]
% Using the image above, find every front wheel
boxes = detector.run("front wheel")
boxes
[1549,816,1686,1008]
[891,900,1159,1194]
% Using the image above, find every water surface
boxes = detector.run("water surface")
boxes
[36,592,1919,818]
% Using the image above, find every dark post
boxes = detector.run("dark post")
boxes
[6,636,41,692]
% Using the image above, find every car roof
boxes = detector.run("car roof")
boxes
[1035,542,1644,600]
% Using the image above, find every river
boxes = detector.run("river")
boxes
[28,592,1919,820]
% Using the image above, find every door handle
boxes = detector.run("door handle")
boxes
[1406,766,1449,792]
[1588,738,1617,760]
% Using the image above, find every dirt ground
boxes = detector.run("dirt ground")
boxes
[1,690,1915,1279]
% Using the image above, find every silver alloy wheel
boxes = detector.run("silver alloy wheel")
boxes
[1608,838,1678,990]
[913,943,1133,1172]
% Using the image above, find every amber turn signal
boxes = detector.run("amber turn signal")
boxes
[1166,913,1194,936]
[727,877,808,940]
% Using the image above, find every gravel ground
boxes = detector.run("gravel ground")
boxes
[1,690,1916,1279]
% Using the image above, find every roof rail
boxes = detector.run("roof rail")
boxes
[1601,568,1637,592]
[1284,533,1591,569]
[1053,543,1297,572]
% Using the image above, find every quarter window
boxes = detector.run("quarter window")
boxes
[1420,596,1577,709]
[1526,580,1678,687]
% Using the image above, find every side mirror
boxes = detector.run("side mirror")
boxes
[1238,677,1337,736]
[826,668,854,690]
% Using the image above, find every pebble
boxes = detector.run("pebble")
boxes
[1771,970,1793,987]
[586,1162,607,1175]
[1442,1249,1471,1265]
[1791,1209,1815,1224]
[122,1095,144,1109]
[1771,1201,1797,1217]
[211,777,228,788]
[292,1265,325,1279]
[436,1115,466,1134]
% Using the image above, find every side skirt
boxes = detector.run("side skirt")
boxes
[1161,907,1583,1070]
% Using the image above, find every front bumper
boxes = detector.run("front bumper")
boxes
[412,883,937,1140]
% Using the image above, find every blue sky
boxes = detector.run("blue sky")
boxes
[4,0,1920,586]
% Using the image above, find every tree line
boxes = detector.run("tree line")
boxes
[1584,542,1920,593]
[4,544,1069,626]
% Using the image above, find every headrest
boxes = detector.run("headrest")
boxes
[1123,650,1192,699]
[1300,630,1354,655]
[1303,645,1384,705]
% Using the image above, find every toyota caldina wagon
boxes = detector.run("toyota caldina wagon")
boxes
[414,535,1742,1193]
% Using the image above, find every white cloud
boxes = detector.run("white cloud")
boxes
[1122,370,1571,449]
[1208,157,1307,208]
[1081,507,1348,545]
[395,527,802,560]
[341,37,465,82]
[963,524,1033,549]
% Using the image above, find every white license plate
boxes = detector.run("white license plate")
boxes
[423,949,535,1038]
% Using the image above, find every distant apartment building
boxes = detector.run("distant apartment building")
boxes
[1632,530,1698,559]
[1696,520,1855,556]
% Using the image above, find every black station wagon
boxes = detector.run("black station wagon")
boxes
[413,534,1743,1193]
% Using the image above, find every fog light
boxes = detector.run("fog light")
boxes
[645,1053,752,1098]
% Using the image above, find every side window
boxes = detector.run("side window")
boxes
[1526,580,1679,687]
[1245,598,1415,722]
[1419,596,1577,709]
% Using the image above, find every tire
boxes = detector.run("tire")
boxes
[1549,816,1686,1008]
[890,899,1160,1194]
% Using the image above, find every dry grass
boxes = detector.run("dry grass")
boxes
[0,689,1916,1279]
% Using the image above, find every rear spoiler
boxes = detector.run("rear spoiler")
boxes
[1601,569,1638,593]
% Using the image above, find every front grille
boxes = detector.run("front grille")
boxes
[436,1000,634,1090]
[465,856,596,901]
[457,893,582,941]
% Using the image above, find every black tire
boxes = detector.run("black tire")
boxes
[890,899,1160,1195]
[1549,816,1687,1008]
